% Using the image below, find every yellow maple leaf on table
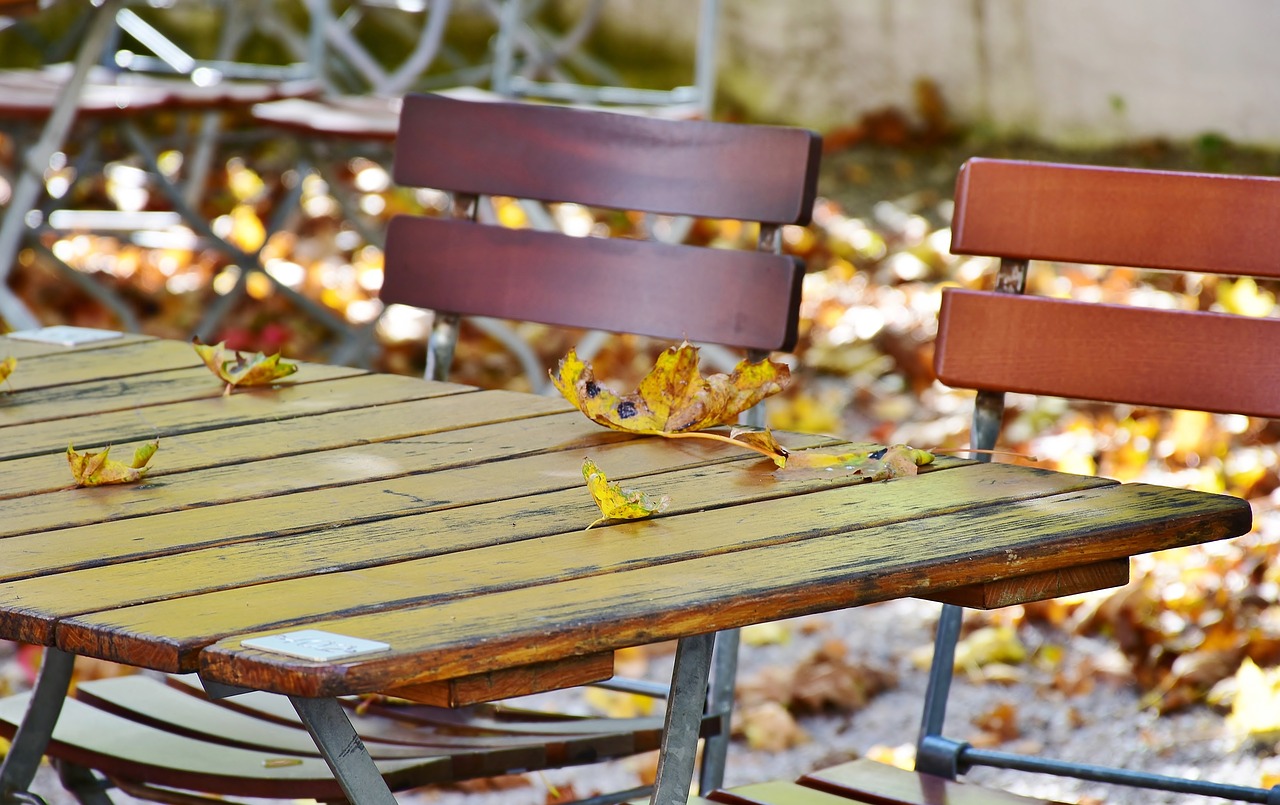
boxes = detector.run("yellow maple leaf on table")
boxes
[192,338,298,396]
[0,356,14,389]
[68,441,159,487]
[553,343,790,434]
[553,343,794,464]
[582,457,670,530]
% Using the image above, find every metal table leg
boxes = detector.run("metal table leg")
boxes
[289,695,398,805]
[651,632,715,805]
[0,648,75,801]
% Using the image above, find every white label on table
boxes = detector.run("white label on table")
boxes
[241,630,391,662]
[6,326,124,346]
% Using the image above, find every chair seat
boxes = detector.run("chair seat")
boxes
[621,760,1073,805]
[0,673,715,802]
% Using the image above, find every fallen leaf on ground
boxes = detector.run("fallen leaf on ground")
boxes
[738,638,896,716]
[584,687,656,718]
[741,622,792,647]
[67,441,159,487]
[582,457,670,530]
[789,638,898,714]
[1226,657,1280,746]
[193,338,298,395]
[737,701,808,751]
[968,700,1021,747]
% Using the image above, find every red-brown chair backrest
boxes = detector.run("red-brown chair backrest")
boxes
[381,92,823,353]
[935,157,1280,418]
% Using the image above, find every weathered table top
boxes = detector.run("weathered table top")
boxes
[0,334,1253,703]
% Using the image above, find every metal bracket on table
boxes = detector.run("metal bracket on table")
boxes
[199,677,255,700]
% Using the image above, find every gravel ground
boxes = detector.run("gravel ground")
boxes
[17,597,1279,805]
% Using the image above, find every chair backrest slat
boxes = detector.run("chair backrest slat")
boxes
[950,158,1280,277]
[935,289,1280,418]
[383,216,805,352]
[938,157,1280,418]
[393,92,822,224]
[383,93,822,357]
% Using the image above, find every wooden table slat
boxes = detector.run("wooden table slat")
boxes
[0,338,202,391]
[0,427,839,581]
[187,482,1250,695]
[0,363,364,430]
[55,475,1247,677]
[0,389,570,499]
[0,372,471,462]
[0,332,154,360]
[1,411,628,537]
[1,459,1077,644]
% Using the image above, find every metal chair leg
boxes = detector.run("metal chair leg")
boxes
[0,648,75,800]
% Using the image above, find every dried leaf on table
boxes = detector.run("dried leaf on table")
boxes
[192,338,298,395]
[0,356,14,389]
[582,457,670,530]
[553,343,793,465]
[780,443,934,479]
[67,441,159,487]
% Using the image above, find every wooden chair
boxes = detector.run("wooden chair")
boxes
[827,157,1280,804]
[0,92,821,804]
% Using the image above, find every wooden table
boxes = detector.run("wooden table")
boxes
[0,334,1253,804]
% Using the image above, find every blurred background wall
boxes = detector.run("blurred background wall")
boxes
[554,0,1280,148]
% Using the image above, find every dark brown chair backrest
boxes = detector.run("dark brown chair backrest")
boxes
[380,92,823,359]
[935,157,1280,418]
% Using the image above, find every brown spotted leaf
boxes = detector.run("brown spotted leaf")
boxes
[553,343,792,464]
[552,342,789,434]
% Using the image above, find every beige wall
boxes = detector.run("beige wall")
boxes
[556,0,1280,147]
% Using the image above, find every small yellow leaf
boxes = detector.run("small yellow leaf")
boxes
[193,338,298,395]
[0,355,15,388]
[582,457,670,530]
[68,441,159,487]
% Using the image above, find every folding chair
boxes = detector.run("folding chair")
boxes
[0,90,821,805]
[832,157,1280,804]
[246,0,721,371]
